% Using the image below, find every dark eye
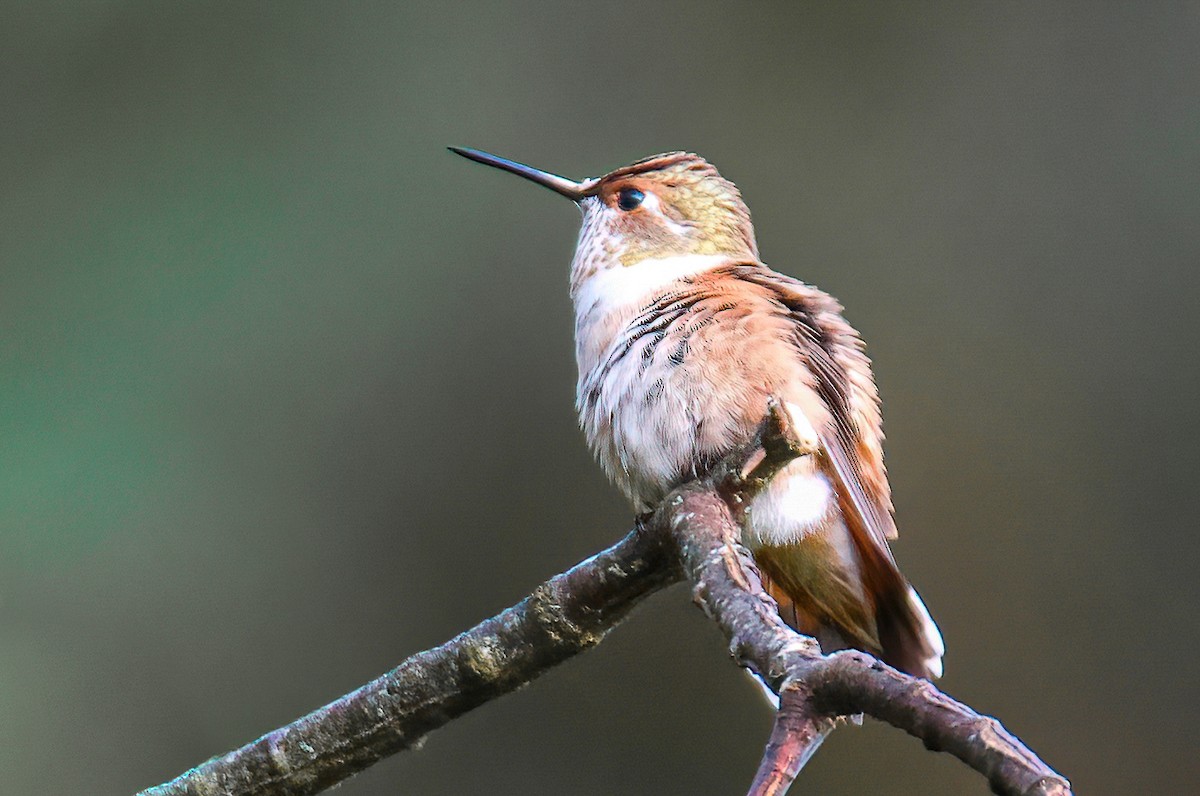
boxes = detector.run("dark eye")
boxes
[617,187,645,211]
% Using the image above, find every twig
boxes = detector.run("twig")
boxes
[138,404,1071,796]
[746,684,835,796]
[138,526,679,796]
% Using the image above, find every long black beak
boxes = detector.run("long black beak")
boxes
[448,147,596,201]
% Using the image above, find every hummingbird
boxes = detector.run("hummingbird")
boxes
[450,147,944,681]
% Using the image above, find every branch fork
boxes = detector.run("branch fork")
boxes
[139,402,1072,796]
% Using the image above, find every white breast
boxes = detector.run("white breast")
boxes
[572,253,731,321]
[571,254,738,507]
[572,253,733,376]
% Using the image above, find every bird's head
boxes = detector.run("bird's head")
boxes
[450,148,758,293]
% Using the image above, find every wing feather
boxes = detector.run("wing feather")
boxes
[733,266,899,558]
[703,263,941,677]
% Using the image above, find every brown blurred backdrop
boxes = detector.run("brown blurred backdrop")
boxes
[2,2,1197,794]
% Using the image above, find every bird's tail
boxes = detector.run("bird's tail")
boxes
[761,564,944,681]
[874,583,944,680]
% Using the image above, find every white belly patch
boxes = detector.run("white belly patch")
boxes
[744,460,835,547]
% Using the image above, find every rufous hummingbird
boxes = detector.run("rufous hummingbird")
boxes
[451,147,944,682]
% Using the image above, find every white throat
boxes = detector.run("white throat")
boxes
[572,253,732,322]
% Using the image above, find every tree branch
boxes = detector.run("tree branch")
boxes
[664,481,1071,796]
[139,527,680,796]
[139,404,1071,796]
[746,685,835,796]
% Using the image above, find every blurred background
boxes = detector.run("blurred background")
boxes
[2,2,1197,794]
